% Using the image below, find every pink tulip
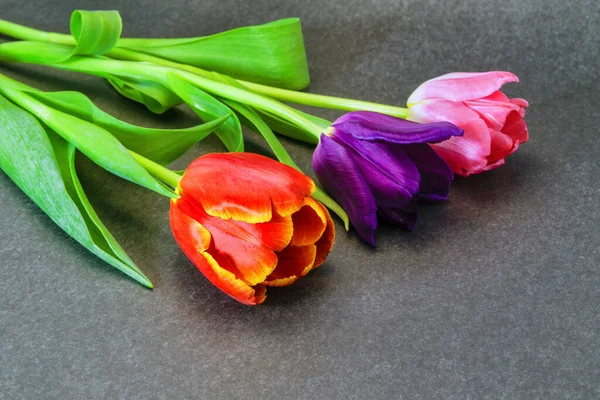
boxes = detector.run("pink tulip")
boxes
[407,72,528,176]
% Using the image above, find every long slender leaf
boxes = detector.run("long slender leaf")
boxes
[0,94,152,287]
[166,73,243,152]
[0,87,176,198]
[24,89,227,165]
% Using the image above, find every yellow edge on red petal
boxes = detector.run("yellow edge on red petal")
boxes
[301,244,318,276]
[290,197,328,247]
[272,180,316,218]
[313,208,335,269]
[203,200,273,224]
[264,275,299,287]
[202,251,267,306]
[265,244,317,287]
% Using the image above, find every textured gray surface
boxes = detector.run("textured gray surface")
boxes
[1,0,599,399]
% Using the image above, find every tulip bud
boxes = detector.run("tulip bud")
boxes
[312,111,463,245]
[170,153,335,305]
[407,71,529,176]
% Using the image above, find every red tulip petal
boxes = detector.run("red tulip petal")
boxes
[170,202,266,305]
[179,153,315,224]
[290,197,328,247]
[313,211,335,269]
[265,244,317,287]
[175,196,289,287]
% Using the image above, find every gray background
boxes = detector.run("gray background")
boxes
[1,0,599,399]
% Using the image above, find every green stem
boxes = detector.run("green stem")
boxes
[239,83,409,118]
[0,19,409,118]
[107,48,409,118]
[45,56,325,140]
[0,19,75,45]
[129,151,182,189]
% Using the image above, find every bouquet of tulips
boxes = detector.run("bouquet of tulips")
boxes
[0,11,528,305]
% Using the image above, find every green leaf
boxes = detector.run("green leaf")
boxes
[118,18,310,90]
[24,89,227,165]
[256,109,326,145]
[0,94,152,287]
[107,74,182,114]
[69,10,122,56]
[166,73,244,152]
[0,87,177,198]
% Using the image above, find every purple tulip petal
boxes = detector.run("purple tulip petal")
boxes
[312,134,378,245]
[332,111,463,144]
[402,144,454,203]
[331,133,420,209]
[378,199,418,231]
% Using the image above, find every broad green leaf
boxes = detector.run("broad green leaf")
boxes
[166,72,243,152]
[0,11,310,89]
[25,89,227,165]
[0,94,152,287]
[0,87,176,198]
[219,96,349,229]
[118,18,310,90]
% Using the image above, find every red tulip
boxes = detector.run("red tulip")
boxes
[407,71,529,176]
[170,153,335,305]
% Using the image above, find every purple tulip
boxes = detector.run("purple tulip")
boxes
[312,111,463,245]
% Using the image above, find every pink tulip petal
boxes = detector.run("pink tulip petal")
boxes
[502,111,529,144]
[487,129,515,165]
[511,98,529,108]
[466,91,522,131]
[483,158,506,172]
[407,71,519,104]
[408,100,491,176]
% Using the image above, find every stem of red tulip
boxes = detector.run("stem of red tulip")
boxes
[0,19,409,118]
[129,150,182,190]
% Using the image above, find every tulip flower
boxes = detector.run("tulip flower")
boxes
[170,152,335,305]
[407,71,529,176]
[312,111,463,245]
